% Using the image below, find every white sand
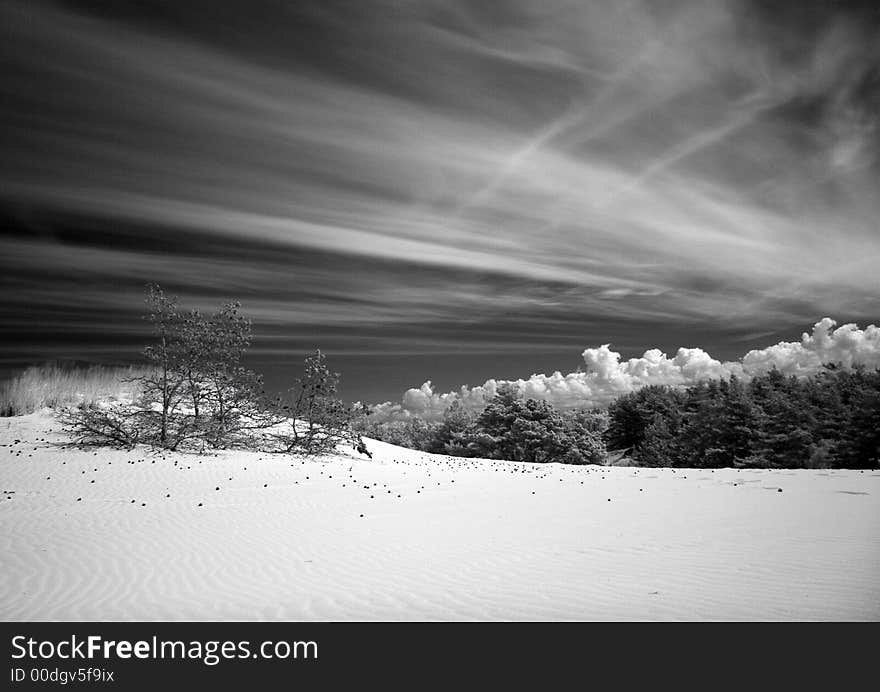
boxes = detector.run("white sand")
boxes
[1,411,878,621]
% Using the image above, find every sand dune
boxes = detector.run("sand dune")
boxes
[1,412,878,621]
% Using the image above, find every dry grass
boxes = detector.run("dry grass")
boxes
[0,363,150,416]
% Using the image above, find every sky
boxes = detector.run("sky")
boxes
[1,0,879,405]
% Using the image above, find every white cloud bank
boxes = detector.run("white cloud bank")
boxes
[369,319,880,421]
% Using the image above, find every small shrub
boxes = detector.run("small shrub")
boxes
[59,403,145,449]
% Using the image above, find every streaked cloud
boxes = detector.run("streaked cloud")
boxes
[1,1,878,400]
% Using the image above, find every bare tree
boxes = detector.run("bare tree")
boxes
[138,284,187,447]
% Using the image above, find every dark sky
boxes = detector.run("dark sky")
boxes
[2,0,879,404]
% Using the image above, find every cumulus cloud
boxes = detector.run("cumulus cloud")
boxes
[741,318,880,376]
[370,319,880,421]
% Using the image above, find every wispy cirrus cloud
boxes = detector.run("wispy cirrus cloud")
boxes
[1,0,878,399]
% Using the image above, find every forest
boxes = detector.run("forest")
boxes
[359,367,880,469]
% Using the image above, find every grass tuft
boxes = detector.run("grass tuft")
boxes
[0,363,149,416]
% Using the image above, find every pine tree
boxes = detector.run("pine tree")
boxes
[275,350,363,456]
[637,414,678,467]
[431,399,476,455]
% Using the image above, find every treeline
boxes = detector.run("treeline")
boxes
[360,366,879,469]
[65,285,366,456]
[356,385,608,465]
[607,367,880,469]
